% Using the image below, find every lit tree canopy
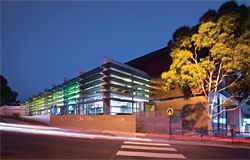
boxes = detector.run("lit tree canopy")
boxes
[162,1,250,125]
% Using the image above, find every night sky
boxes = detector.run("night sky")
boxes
[1,1,247,100]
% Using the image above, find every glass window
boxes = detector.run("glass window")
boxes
[110,100,132,114]
[110,74,132,82]
[110,106,132,114]
[84,101,103,115]
[110,93,132,101]
[85,83,102,91]
[110,67,132,76]
[110,81,132,88]
[84,94,103,102]
[133,102,144,112]
[110,100,132,107]
[133,75,150,82]
[84,78,102,85]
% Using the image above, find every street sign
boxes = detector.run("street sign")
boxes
[167,108,174,116]
[167,107,174,139]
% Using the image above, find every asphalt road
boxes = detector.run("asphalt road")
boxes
[1,131,122,159]
[1,131,250,160]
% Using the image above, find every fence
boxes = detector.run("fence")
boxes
[135,111,250,140]
[207,129,250,139]
[135,110,182,133]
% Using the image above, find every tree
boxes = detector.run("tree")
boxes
[218,1,238,16]
[199,9,217,23]
[162,3,250,131]
[0,75,18,106]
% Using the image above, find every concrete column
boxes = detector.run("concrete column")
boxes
[102,59,110,115]
[103,97,110,114]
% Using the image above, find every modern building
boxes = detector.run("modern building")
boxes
[24,58,152,116]
[126,47,171,78]
[24,47,248,134]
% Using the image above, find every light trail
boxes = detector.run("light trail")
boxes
[0,122,62,131]
[0,122,152,142]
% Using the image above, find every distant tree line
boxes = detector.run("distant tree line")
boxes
[0,75,18,106]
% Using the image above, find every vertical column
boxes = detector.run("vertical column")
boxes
[103,58,110,114]
[217,96,220,133]
[79,75,84,115]
[103,98,110,114]
[132,74,134,114]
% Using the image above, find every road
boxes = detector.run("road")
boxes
[1,131,249,159]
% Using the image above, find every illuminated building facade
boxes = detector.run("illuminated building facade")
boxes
[23,47,247,133]
[78,67,103,115]
[24,58,151,116]
[78,58,151,115]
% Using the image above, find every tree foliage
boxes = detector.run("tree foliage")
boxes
[199,9,217,23]
[0,75,18,106]
[162,1,250,127]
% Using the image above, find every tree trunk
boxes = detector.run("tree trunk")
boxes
[207,116,213,136]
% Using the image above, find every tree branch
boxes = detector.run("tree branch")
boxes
[208,71,213,94]
[212,106,239,118]
[191,57,197,64]
[212,91,240,113]
[217,75,241,93]
[209,63,222,117]
[215,63,222,88]
[217,71,229,87]
[201,83,208,98]
[194,48,198,64]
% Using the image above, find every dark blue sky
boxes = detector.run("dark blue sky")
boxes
[1,1,247,100]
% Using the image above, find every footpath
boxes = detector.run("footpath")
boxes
[49,126,250,149]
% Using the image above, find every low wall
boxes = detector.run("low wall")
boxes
[50,115,136,133]
[21,115,50,124]
[0,106,25,117]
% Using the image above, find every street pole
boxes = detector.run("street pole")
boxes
[132,74,134,114]
[169,115,172,139]
[167,108,174,140]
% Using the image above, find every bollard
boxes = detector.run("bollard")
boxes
[230,128,234,143]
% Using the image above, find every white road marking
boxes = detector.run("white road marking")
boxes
[116,151,186,159]
[121,145,177,151]
[124,141,171,146]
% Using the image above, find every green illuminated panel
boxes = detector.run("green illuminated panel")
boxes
[64,81,80,106]
[24,100,32,115]
[37,96,45,111]
[52,89,64,106]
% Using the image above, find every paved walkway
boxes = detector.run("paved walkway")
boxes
[54,126,250,148]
